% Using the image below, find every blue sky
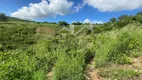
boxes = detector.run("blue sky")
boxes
[0,0,142,23]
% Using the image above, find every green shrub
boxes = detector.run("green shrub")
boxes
[94,24,142,67]
[53,49,85,80]
[32,69,45,80]
[0,48,50,80]
[33,38,59,71]
[107,32,139,64]
[94,31,117,67]
[99,68,140,80]
[0,50,34,80]
[93,23,113,33]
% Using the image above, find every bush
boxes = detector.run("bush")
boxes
[53,53,85,80]
[0,50,34,80]
[93,24,113,33]
[33,38,59,71]
[107,32,139,64]
[94,32,116,67]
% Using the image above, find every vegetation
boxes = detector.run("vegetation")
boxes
[99,68,140,80]
[0,12,142,80]
[0,13,8,21]
[58,21,69,26]
[72,22,83,25]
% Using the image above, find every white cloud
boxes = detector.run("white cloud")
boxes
[74,3,85,12]
[93,20,104,24]
[72,21,82,23]
[84,0,142,12]
[84,18,92,23]
[11,0,74,20]
[83,18,104,24]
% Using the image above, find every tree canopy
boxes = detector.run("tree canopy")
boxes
[0,13,8,21]
[58,21,69,26]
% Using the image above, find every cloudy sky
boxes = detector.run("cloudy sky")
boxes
[0,0,142,23]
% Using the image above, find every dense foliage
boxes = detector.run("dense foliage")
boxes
[72,22,83,25]
[0,13,8,21]
[58,21,69,26]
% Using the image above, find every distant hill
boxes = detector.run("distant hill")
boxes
[7,16,33,22]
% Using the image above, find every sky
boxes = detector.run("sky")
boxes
[0,0,142,23]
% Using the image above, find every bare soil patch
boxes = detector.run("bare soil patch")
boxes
[36,27,56,35]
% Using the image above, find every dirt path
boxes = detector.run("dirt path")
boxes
[118,57,142,72]
[132,57,142,72]
[116,56,142,80]
[47,71,53,80]
[86,59,100,80]
[36,27,56,35]
[86,56,142,80]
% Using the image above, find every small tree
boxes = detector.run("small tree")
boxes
[110,18,116,23]
[84,23,90,25]
[0,13,8,21]
[58,21,69,26]
[116,15,132,28]
[118,15,129,21]
[50,22,57,24]
[136,12,142,16]
[135,15,142,23]
[72,22,82,25]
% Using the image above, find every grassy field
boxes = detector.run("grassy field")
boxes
[0,13,142,80]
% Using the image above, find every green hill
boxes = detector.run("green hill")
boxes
[0,12,142,80]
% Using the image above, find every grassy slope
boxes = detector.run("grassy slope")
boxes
[93,23,142,80]
[0,19,142,80]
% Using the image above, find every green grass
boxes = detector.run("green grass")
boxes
[99,68,141,80]
[94,23,142,67]
[0,19,142,80]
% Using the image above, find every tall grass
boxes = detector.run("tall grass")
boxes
[94,23,142,67]
[0,21,142,79]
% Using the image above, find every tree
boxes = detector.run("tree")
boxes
[84,23,90,25]
[0,13,8,21]
[118,15,129,21]
[58,21,69,26]
[72,22,82,25]
[50,22,57,24]
[116,15,132,27]
[135,15,142,23]
[44,21,49,24]
[110,18,116,23]
[136,12,142,16]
